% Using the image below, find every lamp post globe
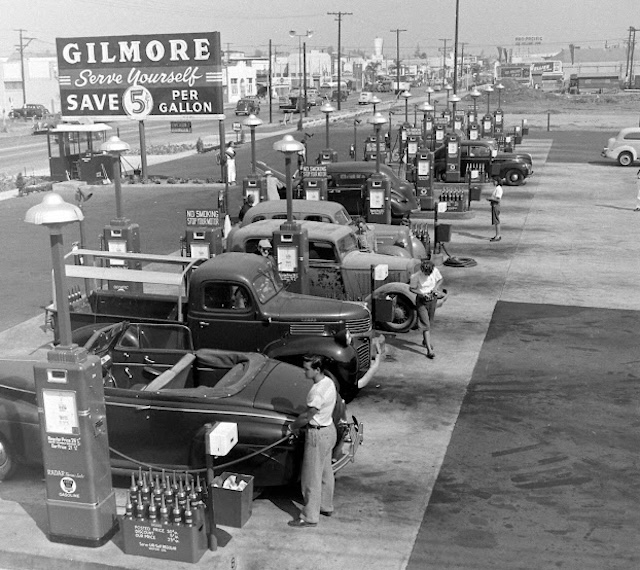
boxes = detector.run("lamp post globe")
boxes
[100,135,130,220]
[243,114,263,174]
[273,134,305,224]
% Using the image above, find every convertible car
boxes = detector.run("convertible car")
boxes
[0,322,362,487]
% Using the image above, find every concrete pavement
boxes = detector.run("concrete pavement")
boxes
[1,129,639,569]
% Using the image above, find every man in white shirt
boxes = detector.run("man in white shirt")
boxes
[488,178,503,241]
[287,354,338,527]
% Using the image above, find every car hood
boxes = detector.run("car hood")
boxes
[497,152,533,165]
[264,290,369,322]
[342,250,419,272]
[253,361,313,416]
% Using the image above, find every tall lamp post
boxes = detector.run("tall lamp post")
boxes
[273,135,305,224]
[444,83,453,108]
[25,193,83,348]
[425,86,434,104]
[418,101,434,146]
[450,94,461,130]
[371,95,381,114]
[470,88,481,115]
[320,101,335,148]
[242,114,263,174]
[100,135,131,221]
[289,30,312,131]
[289,30,313,91]
[485,84,494,115]
[401,90,412,124]
[495,82,505,109]
[369,112,388,174]
[352,118,361,161]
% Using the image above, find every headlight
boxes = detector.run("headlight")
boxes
[335,329,352,347]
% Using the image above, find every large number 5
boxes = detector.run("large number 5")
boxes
[128,89,146,114]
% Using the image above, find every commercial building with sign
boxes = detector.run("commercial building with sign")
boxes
[56,32,224,121]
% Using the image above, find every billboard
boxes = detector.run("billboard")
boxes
[56,32,224,121]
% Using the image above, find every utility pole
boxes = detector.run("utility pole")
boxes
[453,0,460,93]
[14,29,35,106]
[328,11,352,111]
[391,29,407,96]
[439,38,450,86]
[269,40,273,123]
[628,28,638,88]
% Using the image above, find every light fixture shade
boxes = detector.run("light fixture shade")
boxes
[273,134,305,154]
[496,83,505,90]
[25,192,84,226]
[243,114,263,128]
[470,89,482,98]
[425,87,435,94]
[320,102,336,114]
[485,85,494,93]
[401,91,412,99]
[370,95,381,104]
[368,112,388,126]
[289,30,296,37]
[418,102,434,112]
[100,135,130,154]
[450,95,462,103]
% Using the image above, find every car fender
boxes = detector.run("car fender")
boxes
[612,145,639,160]
[263,335,358,373]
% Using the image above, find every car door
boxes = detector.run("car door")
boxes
[307,239,348,300]
[108,323,194,389]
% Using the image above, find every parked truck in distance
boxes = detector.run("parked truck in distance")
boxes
[48,250,384,399]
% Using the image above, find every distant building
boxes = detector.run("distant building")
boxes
[1,52,59,115]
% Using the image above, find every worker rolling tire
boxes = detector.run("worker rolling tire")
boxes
[377,293,417,334]
[505,169,525,186]
[617,151,633,167]
[0,435,16,481]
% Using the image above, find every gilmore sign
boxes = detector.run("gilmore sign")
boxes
[56,32,224,121]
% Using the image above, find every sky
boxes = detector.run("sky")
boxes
[0,0,637,61]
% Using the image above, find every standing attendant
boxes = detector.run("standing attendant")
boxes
[238,194,254,222]
[635,169,640,211]
[488,178,503,241]
[409,259,443,359]
[287,354,338,528]
[225,144,237,185]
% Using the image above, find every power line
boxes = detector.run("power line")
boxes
[14,29,36,105]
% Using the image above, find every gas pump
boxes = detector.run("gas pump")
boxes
[243,175,267,205]
[364,135,387,163]
[521,119,529,136]
[301,165,328,200]
[453,111,464,132]
[514,125,523,145]
[481,113,494,138]
[366,172,391,225]
[405,128,421,183]
[34,347,117,546]
[181,209,224,259]
[493,109,504,134]
[468,123,479,141]
[444,132,462,183]
[102,220,142,293]
[316,149,338,165]
[424,114,434,149]
[415,150,434,210]
[442,108,452,129]
[434,123,446,148]
[272,224,309,294]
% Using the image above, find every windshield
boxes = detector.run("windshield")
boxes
[337,234,359,255]
[253,267,284,304]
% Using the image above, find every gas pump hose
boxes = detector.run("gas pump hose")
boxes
[109,434,292,476]
[439,243,478,268]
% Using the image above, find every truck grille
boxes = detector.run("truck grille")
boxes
[289,323,327,335]
[346,317,371,335]
[356,338,371,370]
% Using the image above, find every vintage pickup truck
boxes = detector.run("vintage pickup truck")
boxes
[47,250,384,399]
[236,199,429,259]
[226,219,430,333]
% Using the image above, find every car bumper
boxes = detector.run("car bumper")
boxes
[332,417,364,472]
[601,148,612,158]
[357,333,385,389]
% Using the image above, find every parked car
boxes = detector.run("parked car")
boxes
[0,321,362,486]
[601,127,640,166]
[10,104,49,119]
[358,91,374,105]
[238,198,428,258]
[290,161,421,223]
[306,88,324,106]
[330,90,348,102]
[235,98,260,116]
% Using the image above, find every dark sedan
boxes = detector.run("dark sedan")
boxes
[0,322,362,487]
